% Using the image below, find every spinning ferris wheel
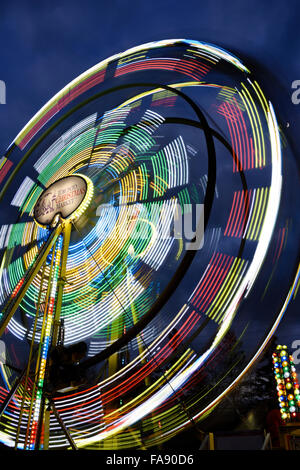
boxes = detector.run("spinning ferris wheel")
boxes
[0,39,299,450]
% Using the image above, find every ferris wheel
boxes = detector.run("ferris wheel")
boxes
[0,39,299,450]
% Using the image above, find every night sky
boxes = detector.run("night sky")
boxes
[0,0,299,365]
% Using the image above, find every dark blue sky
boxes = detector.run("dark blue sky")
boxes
[0,0,299,355]
[0,0,299,151]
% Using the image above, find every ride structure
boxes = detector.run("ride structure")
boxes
[0,39,298,450]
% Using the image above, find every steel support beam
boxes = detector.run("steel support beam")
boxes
[52,221,71,347]
[0,224,62,338]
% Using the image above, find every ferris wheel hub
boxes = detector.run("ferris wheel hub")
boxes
[33,174,94,227]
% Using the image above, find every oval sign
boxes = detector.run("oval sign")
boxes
[34,175,87,226]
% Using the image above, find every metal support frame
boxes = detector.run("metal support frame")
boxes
[52,221,71,347]
[0,357,34,418]
[199,432,214,450]
[0,224,62,338]
[0,221,74,450]
[261,432,272,450]
[47,398,78,450]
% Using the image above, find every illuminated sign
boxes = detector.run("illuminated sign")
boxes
[34,175,89,226]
